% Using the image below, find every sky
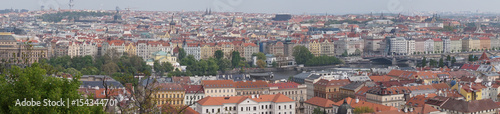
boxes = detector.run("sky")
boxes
[3,0,500,14]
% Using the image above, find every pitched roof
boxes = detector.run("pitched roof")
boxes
[197,93,293,106]
[406,94,437,107]
[460,64,480,70]
[235,80,268,88]
[374,104,439,114]
[268,82,301,89]
[334,97,398,112]
[304,97,336,108]
[440,99,500,113]
[370,75,394,82]
[202,80,235,88]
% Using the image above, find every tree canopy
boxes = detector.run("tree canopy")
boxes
[293,46,314,65]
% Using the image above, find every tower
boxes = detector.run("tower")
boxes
[68,0,74,10]
[170,14,176,33]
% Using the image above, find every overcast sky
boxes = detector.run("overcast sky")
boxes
[3,0,500,14]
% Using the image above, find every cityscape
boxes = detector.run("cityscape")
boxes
[3,0,500,114]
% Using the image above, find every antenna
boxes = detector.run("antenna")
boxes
[68,0,75,10]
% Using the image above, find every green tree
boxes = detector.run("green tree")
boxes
[342,50,348,57]
[214,50,224,60]
[231,51,241,68]
[293,46,314,65]
[451,57,457,65]
[178,48,186,63]
[0,63,103,113]
[217,59,231,73]
[252,52,266,60]
[439,58,444,67]
[429,59,437,67]
[468,54,474,62]
[102,62,119,76]
[257,60,266,68]
[447,55,451,61]
[421,57,427,67]
[272,61,278,68]
[312,107,325,114]
[353,106,374,114]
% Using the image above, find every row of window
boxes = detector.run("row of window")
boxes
[207,89,233,93]
[156,94,183,98]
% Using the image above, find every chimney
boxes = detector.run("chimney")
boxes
[425,93,428,98]
[355,98,359,103]
[251,95,255,98]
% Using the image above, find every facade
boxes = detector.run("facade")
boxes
[195,94,295,114]
[308,40,321,56]
[414,39,425,53]
[266,41,285,57]
[424,38,434,54]
[304,97,335,114]
[433,38,443,53]
[184,43,201,60]
[68,42,80,57]
[450,38,462,52]
[243,43,258,61]
[320,39,335,56]
[200,43,215,60]
[202,80,236,97]
[314,79,351,100]
[235,80,269,96]
[462,37,480,51]
[154,83,185,106]
[124,42,136,56]
[443,38,451,53]
[365,86,411,109]
[0,33,48,64]
[185,85,205,110]
[479,37,491,50]
[268,82,307,113]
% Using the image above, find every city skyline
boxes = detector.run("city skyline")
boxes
[3,0,500,15]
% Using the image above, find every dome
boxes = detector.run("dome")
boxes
[337,99,352,114]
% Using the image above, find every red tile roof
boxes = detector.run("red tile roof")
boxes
[202,80,235,88]
[235,80,268,88]
[304,97,335,107]
[334,97,398,112]
[268,82,301,89]
[197,93,293,106]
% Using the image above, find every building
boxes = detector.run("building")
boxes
[0,32,48,64]
[184,85,205,110]
[202,80,236,97]
[195,94,295,114]
[200,43,215,60]
[266,41,285,57]
[433,38,443,53]
[424,38,434,54]
[332,97,398,113]
[440,99,499,114]
[184,43,201,60]
[479,37,491,50]
[154,83,185,106]
[314,79,351,100]
[124,42,136,56]
[304,97,335,114]
[366,86,411,108]
[319,39,335,56]
[235,80,269,96]
[268,82,307,113]
[450,38,462,53]
[243,43,258,61]
[451,83,484,101]
[462,37,480,51]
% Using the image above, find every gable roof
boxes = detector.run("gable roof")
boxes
[440,99,500,113]
[304,97,336,108]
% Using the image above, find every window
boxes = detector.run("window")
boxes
[241,107,243,111]
[279,106,281,110]
[206,109,209,113]
[254,106,257,110]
